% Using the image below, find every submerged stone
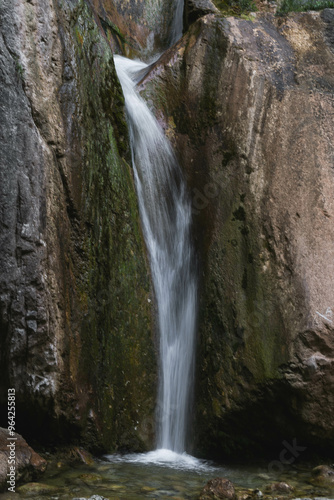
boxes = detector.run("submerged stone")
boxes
[200,478,237,500]
[266,483,294,494]
[17,482,59,495]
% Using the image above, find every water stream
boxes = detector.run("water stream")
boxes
[114,56,196,455]
[169,0,184,45]
[4,454,331,500]
[114,0,197,455]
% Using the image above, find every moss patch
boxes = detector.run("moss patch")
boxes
[277,0,334,14]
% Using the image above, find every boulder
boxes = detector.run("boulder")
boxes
[265,482,294,494]
[310,465,334,486]
[200,478,237,500]
[0,428,46,492]
[17,482,58,496]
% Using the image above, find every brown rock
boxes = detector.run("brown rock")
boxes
[312,464,334,477]
[200,478,237,500]
[0,428,46,492]
[265,482,294,494]
[89,0,179,54]
[310,464,334,486]
[140,9,334,457]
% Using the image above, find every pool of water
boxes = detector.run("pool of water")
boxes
[1,449,334,500]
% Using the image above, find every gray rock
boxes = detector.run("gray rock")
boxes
[72,496,109,500]
[321,8,334,22]
[185,0,219,25]
[0,0,155,453]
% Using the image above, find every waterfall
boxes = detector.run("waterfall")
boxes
[169,0,184,46]
[114,1,197,454]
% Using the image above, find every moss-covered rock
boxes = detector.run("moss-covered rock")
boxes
[0,0,156,452]
[89,0,182,57]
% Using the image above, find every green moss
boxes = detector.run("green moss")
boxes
[13,55,25,80]
[233,206,246,222]
[99,16,128,43]
[277,0,334,14]
[212,0,257,15]
[56,0,156,453]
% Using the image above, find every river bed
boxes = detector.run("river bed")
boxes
[1,450,334,500]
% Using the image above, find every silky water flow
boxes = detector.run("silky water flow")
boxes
[114,0,198,456]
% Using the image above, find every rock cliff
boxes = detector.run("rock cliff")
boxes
[1,0,334,459]
[139,8,334,457]
[0,0,156,452]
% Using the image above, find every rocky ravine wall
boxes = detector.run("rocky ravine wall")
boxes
[140,8,334,457]
[1,0,334,460]
[0,0,156,452]
[88,0,180,56]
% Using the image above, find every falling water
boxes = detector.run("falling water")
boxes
[114,0,196,454]
[169,0,184,45]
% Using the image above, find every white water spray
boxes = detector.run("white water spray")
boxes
[114,0,196,455]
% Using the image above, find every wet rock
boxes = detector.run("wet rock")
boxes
[79,473,103,485]
[140,10,334,458]
[17,482,58,496]
[141,486,156,492]
[72,496,109,500]
[310,465,334,486]
[200,478,237,500]
[266,482,294,494]
[0,428,46,492]
[236,488,261,500]
[0,0,156,453]
[253,490,264,498]
[312,465,334,478]
[90,0,179,54]
[108,484,126,490]
[71,447,94,466]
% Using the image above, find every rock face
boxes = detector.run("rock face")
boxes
[1,0,334,459]
[140,10,334,456]
[0,428,46,492]
[0,0,156,452]
[88,0,182,56]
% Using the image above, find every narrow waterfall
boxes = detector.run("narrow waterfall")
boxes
[114,7,197,453]
[169,0,184,46]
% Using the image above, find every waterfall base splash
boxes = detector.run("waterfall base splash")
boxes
[104,449,217,472]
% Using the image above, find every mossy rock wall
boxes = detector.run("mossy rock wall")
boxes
[0,0,156,452]
[88,0,182,57]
